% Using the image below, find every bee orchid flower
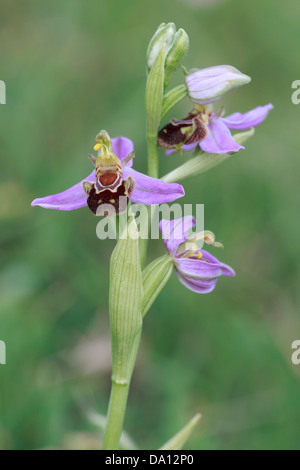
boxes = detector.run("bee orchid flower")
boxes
[159,103,274,155]
[160,216,235,293]
[32,131,185,216]
[158,103,273,155]
[158,64,272,155]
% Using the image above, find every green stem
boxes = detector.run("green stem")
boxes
[103,219,143,450]
[102,380,130,450]
[102,330,142,450]
[147,134,159,179]
[139,203,152,268]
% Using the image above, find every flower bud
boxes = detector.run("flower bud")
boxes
[164,28,189,88]
[147,23,176,70]
[185,65,251,105]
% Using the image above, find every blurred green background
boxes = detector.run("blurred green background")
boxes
[1,0,300,450]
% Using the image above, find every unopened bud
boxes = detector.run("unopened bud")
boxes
[147,23,176,70]
[164,28,189,88]
[186,65,251,105]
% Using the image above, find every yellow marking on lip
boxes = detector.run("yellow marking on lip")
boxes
[192,251,203,260]
[94,143,102,151]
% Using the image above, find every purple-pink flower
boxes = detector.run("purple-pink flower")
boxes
[161,103,273,155]
[158,64,273,155]
[31,132,185,215]
[160,216,235,293]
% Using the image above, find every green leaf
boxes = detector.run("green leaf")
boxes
[159,413,202,450]
[109,218,143,383]
[145,47,166,137]
[142,255,174,317]
[161,84,188,120]
[162,128,255,183]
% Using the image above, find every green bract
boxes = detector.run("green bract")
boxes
[142,254,174,317]
[162,128,255,183]
[109,218,143,383]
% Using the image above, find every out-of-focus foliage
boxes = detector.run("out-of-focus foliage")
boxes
[0,0,300,450]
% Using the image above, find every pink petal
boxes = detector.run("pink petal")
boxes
[31,170,95,210]
[159,216,195,256]
[222,104,274,130]
[176,252,235,279]
[124,167,185,205]
[200,116,244,154]
[175,272,219,293]
[112,137,134,166]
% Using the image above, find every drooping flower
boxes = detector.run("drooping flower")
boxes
[158,103,273,155]
[185,65,251,105]
[160,216,235,293]
[31,131,185,216]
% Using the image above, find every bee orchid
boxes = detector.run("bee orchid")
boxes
[158,64,272,155]
[32,131,185,216]
[159,103,273,155]
[160,216,235,293]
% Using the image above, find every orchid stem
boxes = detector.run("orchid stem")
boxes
[143,132,159,262]
[102,331,141,450]
[147,134,159,179]
[102,380,130,450]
